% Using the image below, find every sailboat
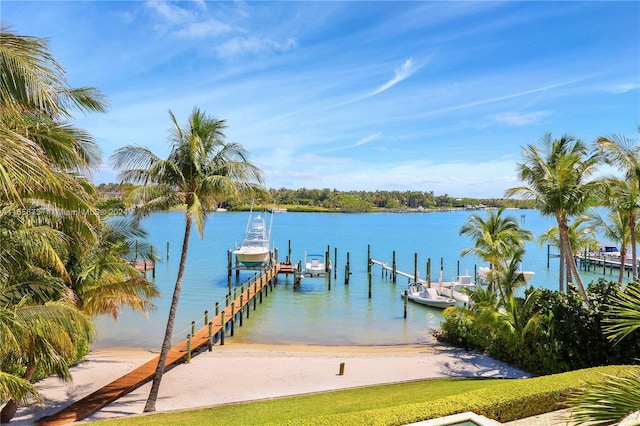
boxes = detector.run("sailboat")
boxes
[233,205,273,268]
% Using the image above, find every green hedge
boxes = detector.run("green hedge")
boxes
[269,365,636,426]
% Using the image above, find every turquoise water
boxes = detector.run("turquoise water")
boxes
[92,209,625,350]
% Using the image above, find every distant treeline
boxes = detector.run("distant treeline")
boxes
[96,183,534,212]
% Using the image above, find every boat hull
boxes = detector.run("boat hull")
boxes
[233,250,270,268]
[404,293,456,309]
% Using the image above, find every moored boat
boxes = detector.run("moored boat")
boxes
[303,252,331,277]
[233,207,272,268]
[401,283,456,309]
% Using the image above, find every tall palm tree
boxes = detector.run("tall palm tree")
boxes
[539,215,598,286]
[111,107,264,412]
[505,133,601,298]
[597,130,640,281]
[584,203,633,285]
[459,208,532,269]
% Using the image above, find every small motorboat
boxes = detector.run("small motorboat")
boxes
[303,252,331,277]
[401,283,456,309]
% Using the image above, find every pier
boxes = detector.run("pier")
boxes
[37,264,281,426]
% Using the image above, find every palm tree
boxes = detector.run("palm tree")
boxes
[65,216,160,319]
[539,215,598,286]
[505,133,601,298]
[597,131,640,281]
[459,208,532,269]
[111,107,264,412]
[0,300,94,422]
[584,203,633,285]
[0,25,106,208]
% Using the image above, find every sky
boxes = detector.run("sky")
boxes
[2,1,639,198]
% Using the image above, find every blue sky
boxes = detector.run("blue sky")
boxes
[3,1,639,198]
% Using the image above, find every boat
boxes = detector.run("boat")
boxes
[476,267,535,286]
[233,207,272,268]
[303,252,331,277]
[401,283,456,309]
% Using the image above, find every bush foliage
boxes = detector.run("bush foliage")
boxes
[437,279,640,376]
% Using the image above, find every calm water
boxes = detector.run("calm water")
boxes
[93,209,624,350]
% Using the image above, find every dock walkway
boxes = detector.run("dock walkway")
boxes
[37,264,282,425]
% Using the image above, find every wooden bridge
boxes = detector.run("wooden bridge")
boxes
[37,263,288,425]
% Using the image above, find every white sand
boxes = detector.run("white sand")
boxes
[13,340,529,425]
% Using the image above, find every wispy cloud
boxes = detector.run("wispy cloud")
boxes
[493,111,549,126]
[355,132,381,146]
[338,58,423,107]
[146,0,232,38]
[609,83,640,94]
[216,36,298,59]
[369,58,421,97]
[174,19,233,38]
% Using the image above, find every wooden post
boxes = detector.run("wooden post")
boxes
[427,258,431,288]
[253,282,257,310]
[334,247,338,279]
[150,246,155,278]
[413,252,418,283]
[227,250,232,279]
[166,241,170,261]
[547,245,550,269]
[215,302,219,316]
[186,334,191,363]
[339,362,345,376]
[230,302,235,336]
[191,321,195,336]
[345,252,351,285]
[403,290,408,319]
[288,239,292,263]
[457,260,460,278]
[208,321,213,351]
[367,245,371,274]
[204,310,209,326]
[368,270,372,299]
[392,251,397,283]
[220,311,225,345]
[239,294,244,326]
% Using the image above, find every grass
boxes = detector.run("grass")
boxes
[91,377,499,425]
[88,365,636,426]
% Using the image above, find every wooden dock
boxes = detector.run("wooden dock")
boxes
[37,264,280,425]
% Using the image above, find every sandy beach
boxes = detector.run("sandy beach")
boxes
[12,339,530,425]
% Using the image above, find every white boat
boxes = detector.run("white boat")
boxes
[233,207,272,268]
[303,252,331,277]
[476,267,535,286]
[401,283,456,309]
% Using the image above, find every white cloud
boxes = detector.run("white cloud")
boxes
[493,111,549,126]
[369,58,421,97]
[216,36,298,59]
[146,0,191,24]
[174,19,233,38]
[355,132,381,146]
[610,83,640,94]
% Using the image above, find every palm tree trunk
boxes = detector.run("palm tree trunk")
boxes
[618,244,627,284]
[144,215,192,413]
[1,362,37,423]
[558,248,565,293]
[630,212,637,281]
[557,214,587,299]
